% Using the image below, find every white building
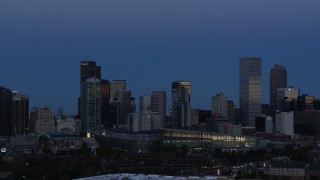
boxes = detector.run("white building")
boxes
[128,112,161,132]
[275,111,294,136]
[270,161,306,179]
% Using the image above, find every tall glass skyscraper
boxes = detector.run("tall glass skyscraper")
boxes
[172,81,191,128]
[239,57,262,126]
[270,64,287,109]
[81,77,102,132]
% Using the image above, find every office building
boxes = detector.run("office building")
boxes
[128,112,161,132]
[255,115,273,133]
[80,61,101,82]
[79,61,101,118]
[151,91,166,128]
[275,111,294,136]
[294,111,320,136]
[270,64,287,109]
[110,80,126,98]
[277,87,299,112]
[81,77,102,132]
[227,100,236,123]
[139,96,151,112]
[13,93,29,136]
[298,94,314,111]
[172,81,191,128]
[211,92,228,116]
[101,79,110,128]
[0,86,13,136]
[239,57,262,126]
[117,91,132,128]
[31,107,55,133]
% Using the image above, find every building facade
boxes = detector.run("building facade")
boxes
[13,93,29,136]
[110,80,126,98]
[151,91,166,128]
[275,111,294,136]
[277,87,299,112]
[270,64,287,109]
[139,96,151,112]
[211,92,228,116]
[239,57,262,126]
[0,87,13,136]
[172,81,191,128]
[31,107,55,133]
[81,77,102,132]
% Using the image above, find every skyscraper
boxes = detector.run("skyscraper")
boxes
[110,80,126,98]
[116,91,132,128]
[172,81,191,128]
[13,93,29,135]
[79,61,102,118]
[270,64,287,109]
[0,86,13,136]
[151,91,166,128]
[80,61,101,82]
[81,77,102,132]
[239,57,262,126]
[211,92,228,116]
[101,79,110,128]
[139,96,151,112]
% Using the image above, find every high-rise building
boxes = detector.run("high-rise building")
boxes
[79,61,101,118]
[139,96,151,112]
[0,86,13,136]
[13,93,29,136]
[110,80,126,98]
[151,91,166,128]
[81,77,102,132]
[211,92,228,116]
[239,57,262,126]
[227,100,236,123]
[31,107,55,133]
[270,64,287,109]
[101,79,110,128]
[277,87,299,112]
[116,91,132,128]
[80,61,101,82]
[172,81,191,128]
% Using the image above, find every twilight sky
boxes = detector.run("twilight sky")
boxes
[1,0,320,114]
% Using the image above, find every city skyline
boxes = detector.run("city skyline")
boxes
[1,1,320,114]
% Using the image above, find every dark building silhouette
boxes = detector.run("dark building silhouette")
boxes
[151,91,166,128]
[270,64,287,109]
[101,79,110,128]
[298,94,314,111]
[172,81,191,128]
[13,93,29,135]
[117,91,132,128]
[80,61,101,82]
[227,100,235,123]
[295,111,320,136]
[0,86,13,136]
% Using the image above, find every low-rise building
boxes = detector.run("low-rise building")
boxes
[269,161,306,179]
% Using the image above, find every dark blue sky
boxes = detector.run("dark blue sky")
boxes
[1,0,320,114]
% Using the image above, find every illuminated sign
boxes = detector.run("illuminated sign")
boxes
[1,148,6,153]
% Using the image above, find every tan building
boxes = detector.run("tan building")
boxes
[31,107,55,133]
[269,161,306,179]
